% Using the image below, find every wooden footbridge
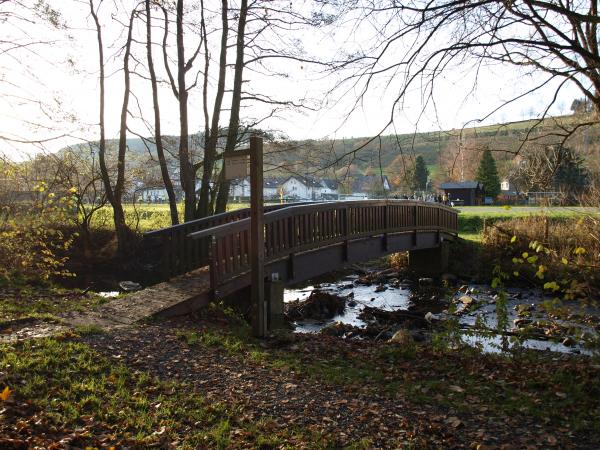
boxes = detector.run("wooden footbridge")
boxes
[141,200,458,314]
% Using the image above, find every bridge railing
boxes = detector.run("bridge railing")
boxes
[189,200,458,291]
[141,201,320,278]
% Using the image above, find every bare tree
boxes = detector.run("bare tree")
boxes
[509,144,587,195]
[46,147,108,256]
[145,0,179,225]
[89,0,136,256]
[196,0,229,219]
[156,0,327,220]
[321,0,600,166]
[0,0,76,152]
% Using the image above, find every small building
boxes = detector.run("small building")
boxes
[351,175,391,198]
[440,181,484,206]
[139,186,175,203]
[317,179,339,200]
[263,178,283,200]
[229,178,251,199]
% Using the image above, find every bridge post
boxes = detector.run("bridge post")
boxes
[250,136,267,337]
[408,241,449,277]
[265,278,285,329]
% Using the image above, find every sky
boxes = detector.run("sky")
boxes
[0,0,583,160]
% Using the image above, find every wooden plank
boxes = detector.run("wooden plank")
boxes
[232,232,240,272]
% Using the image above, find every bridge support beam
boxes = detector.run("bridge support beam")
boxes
[265,279,285,330]
[408,242,449,277]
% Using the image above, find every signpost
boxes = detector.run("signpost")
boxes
[223,136,266,337]
[224,153,248,180]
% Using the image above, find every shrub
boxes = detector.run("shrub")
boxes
[483,215,599,298]
[0,181,76,283]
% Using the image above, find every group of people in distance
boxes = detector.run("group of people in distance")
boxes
[394,192,450,205]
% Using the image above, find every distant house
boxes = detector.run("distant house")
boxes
[440,181,484,206]
[230,177,325,200]
[139,185,186,202]
[319,179,340,200]
[263,178,282,200]
[279,176,313,200]
[499,178,519,203]
[229,178,251,199]
[351,175,391,198]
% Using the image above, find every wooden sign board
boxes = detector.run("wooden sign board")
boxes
[224,154,249,180]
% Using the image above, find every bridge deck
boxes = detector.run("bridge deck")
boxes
[63,268,212,327]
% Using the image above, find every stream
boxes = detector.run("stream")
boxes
[284,274,600,356]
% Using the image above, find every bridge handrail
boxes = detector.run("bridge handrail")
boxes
[143,201,320,237]
[188,199,455,240]
[140,200,326,279]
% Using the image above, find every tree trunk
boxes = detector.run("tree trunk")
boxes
[89,0,131,257]
[215,0,248,214]
[196,0,228,218]
[146,0,179,225]
[176,0,196,222]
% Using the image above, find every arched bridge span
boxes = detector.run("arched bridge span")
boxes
[185,200,458,299]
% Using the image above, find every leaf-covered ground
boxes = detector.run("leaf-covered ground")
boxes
[1,299,599,449]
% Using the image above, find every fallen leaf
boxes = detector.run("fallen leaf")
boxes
[449,385,465,393]
[0,386,12,401]
[446,416,462,428]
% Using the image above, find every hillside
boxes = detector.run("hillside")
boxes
[60,114,600,189]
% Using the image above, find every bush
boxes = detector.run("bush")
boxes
[483,215,599,298]
[0,181,76,283]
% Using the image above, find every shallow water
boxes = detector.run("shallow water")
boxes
[285,275,412,332]
[285,278,598,355]
[454,286,597,355]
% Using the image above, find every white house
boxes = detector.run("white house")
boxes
[139,186,171,202]
[263,178,282,200]
[229,178,251,199]
[281,176,311,200]
[229,177,284,200]
[318,179,339,199]
[351,175,391,198]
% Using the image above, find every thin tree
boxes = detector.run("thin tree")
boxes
[196,0,229,219]
[145,0,178,225]
[214,0,249,214]
[89,0,134,256]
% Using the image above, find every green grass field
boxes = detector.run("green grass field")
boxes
[89,203,599,235]
[457,205,599,217]
[90,202,254,232]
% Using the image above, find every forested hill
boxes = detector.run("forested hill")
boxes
[64,115,599,184]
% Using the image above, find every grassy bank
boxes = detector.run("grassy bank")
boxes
[0,336,330,449]
[457,206,600,240]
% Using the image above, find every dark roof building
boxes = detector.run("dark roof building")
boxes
[440,181,484,206]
